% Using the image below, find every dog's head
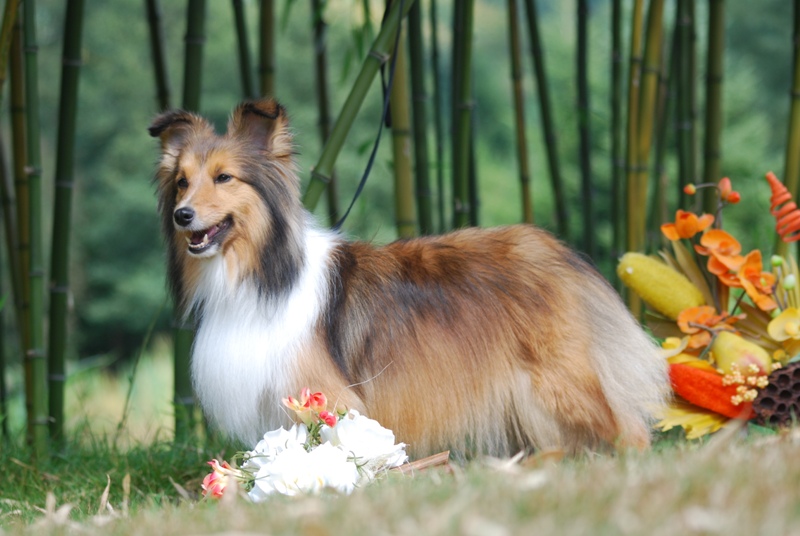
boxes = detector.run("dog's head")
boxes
[150,99,306,305]
[149,98,299,259]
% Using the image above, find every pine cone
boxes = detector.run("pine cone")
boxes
[752,361,800,426]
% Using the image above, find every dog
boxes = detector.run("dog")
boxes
[149,98,667,459]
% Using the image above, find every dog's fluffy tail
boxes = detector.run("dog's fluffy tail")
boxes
[585,279,670,448]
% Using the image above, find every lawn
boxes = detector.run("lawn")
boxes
[2,424,800,535]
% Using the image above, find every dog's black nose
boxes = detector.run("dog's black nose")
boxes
[174,207,195,227]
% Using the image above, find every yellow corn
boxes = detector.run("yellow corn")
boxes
[617,252,705,319]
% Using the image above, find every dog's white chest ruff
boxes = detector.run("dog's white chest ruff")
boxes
[189,228,336,445]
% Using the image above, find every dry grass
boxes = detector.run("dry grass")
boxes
[4,347,800,534]
[3,427,800,535]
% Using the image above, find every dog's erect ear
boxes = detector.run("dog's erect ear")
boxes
[227,99,293,160]
[148,109,214,157]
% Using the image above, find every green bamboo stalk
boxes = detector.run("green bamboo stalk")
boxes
[233,0,255,99]
[311,0,339,224]
[624,0,644,313]
[701,0,725,214]
[577,0,593,256]
[407,0,433,234]
[260,0,275,96]
[389,24,416,238]
[648,15,680,253]
[522,0,568,238]
[632,0,665,252]
[47,0,85,443]
[175,0,208,443]
[468,116,479,226]
[428,0,446,232]
[0,141,7,439]
[145,0,171,110]
[452,0,475,229]
[507,0,532,224]
[22,0,48,458]
[610,0,623,285]
[677,0,697,208]
[182,0,206,111]
[302,0,416,211]
[10,11,30,378]
[779,0,800,258]
[0,0,20,110]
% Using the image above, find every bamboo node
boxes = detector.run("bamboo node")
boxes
[310,169,332,185]
[48,374,67,382]
[368,50,390,64]
[25,348,45,359]
[174,395,195,405]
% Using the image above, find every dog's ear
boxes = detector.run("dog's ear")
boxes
[148,109,214,160]
[227,99,293,161]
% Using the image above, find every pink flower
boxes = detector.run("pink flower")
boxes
[307,391,328,413]
[282,388,329,425]
[202,459,234,499]
[319,411,337,427]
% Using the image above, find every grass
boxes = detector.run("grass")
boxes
[2,426,800,534]
[3,350,800,534]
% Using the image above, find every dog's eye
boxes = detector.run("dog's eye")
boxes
[215,173,232,184]
[177,177,189,189]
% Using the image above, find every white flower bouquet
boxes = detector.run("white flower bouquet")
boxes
[201,388,408,500]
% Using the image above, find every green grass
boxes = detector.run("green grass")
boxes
[3,349,800,534]
[2,427,800,535]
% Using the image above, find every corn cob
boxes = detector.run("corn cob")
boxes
[617,252,705,319]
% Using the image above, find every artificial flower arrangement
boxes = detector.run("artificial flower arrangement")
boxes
[201,388,408,500]
[618,172,800,439]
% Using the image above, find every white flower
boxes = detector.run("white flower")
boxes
[242,424,308,471]
[320,409,407,480]
[247,442,358,501]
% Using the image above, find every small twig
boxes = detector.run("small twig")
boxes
[393,450,451,474]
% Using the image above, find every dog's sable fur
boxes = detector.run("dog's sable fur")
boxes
[150,98,667,459]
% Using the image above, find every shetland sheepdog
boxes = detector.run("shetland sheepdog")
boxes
[149,98,667,459]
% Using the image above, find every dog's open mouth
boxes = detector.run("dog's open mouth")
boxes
[185,217,233,254]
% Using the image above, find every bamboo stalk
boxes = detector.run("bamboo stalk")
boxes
[577,0,593,255]
[676,0,697,208]
[389,23,416,239]
[522,0,568,238]
[260,0,275,96]
[648,16,679,253]
[633,0,665,252]
[702,0,725,214]
[407,0,433,234]
[468,115,479,226]
[507,0,532,224]
[145,0,171,110]
[0,142,7,439]
[302,0,415,211]
[233,0,255,99]
[624,0,644,313]
[610,0,623,284]
[182,0,206,112]
[0,0,20,109]
[22,0,48,458]
[451,0,475,229]
[47,0,85,443]
[779,0,800,258]
[429,0,446,232]
[10,10,30,399]
[175,0,208,443]
[311,0,339,224]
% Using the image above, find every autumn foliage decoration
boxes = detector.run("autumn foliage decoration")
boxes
[619,173,800,439]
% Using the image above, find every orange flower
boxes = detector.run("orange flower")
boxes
[718,177,741,204]
[694,229,745,286]
[737,250,777,311]
[661,210,715,241]
[676,305,741,349]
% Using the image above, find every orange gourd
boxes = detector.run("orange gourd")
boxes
[766,171,800,242]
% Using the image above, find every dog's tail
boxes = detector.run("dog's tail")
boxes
[584,278,670,448]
